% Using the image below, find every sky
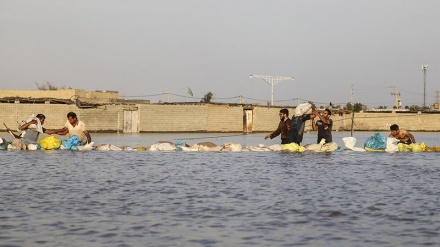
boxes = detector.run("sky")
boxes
[1,0,439,108]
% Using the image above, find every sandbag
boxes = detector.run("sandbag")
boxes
[0,138,8,150]
[410,142,426,152]
[304,139,326,152]
[281,142,305,152]
[385,138,399,152]
[342,137,365,152]
[397,143,411,152]
[364,133,386,151]
[38,136,62,150]
[62,135,81,150]
[321,142,339,152]
[27,143,38,150]
[294,103,313,117]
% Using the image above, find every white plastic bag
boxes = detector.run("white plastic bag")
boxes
[294,103,313,117]
[385,138,399,152]
[342,137,366,152]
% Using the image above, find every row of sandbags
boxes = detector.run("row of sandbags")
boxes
[0,135,339,152]
[343,134,440,152]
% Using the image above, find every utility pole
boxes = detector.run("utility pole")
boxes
[390,86,401,109]
[436,91,440,103]
[422,64,428,108]
[350,84,353,107]
[249,75,294,106]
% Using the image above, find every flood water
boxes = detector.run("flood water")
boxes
[1,131,439,247]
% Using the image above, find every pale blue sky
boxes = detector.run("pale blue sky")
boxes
[1,0,439,108]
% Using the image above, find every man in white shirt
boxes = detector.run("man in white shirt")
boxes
[48,112,92,144]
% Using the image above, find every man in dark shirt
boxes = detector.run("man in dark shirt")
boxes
[265,109,291,144]
[288,104,316,145]
[312,108,333,143]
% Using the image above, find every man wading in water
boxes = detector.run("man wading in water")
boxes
[265,108,291,144]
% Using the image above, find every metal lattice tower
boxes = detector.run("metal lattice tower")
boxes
[249,75,294,106]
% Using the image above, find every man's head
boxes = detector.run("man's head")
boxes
[390,124,399,135]
[67,112,78,125]
[323,109,331,118]
[36,114,46,125]
[279,109,289,120]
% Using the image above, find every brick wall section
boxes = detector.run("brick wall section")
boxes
[252,107,297,132]
[138,104,208,132]
[340,112,440,131]
[2,103,440,132]
[207,104,243,132]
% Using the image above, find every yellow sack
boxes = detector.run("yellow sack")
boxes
[410,142,426,152]
[397,143,411,152]
[433,146,440,152]
[281,143,305,153]
[38,136,62,150]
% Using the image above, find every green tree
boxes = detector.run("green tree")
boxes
[201,92,213,103]
[410,105,421,111]
[353,103,363,112]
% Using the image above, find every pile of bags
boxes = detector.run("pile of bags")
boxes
[364,133,434,152]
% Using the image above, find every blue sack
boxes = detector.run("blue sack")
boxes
[364,133,387,150]
[63,135,82,150]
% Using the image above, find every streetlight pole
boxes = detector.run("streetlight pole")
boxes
[249,75,294,106]
[422,64,428,108]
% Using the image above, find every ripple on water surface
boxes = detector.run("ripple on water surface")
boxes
[0,149,439,246]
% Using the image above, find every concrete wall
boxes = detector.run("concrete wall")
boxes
[1,102,440,133]
[339,111,440,131]
[138,104,208,132]
[207,104,243,132]
[0,89,118,101]
[252,106,296,132]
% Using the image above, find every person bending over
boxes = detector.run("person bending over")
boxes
[389,124,415,144]
[48,112,92,144]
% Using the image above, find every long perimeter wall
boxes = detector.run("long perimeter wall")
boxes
[1,103,440,132]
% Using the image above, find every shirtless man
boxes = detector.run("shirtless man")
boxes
[389,124,415,144]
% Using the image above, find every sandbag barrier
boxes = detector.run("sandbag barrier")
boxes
[1,136,439,152]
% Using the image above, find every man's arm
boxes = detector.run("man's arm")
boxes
[312,120,318,131]
[84,130,92,143]
[19,119,37,131]
[315,113,330,125]
[406,131,416,143]
[265,124,281,140]
[46,127,69,136]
